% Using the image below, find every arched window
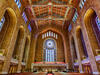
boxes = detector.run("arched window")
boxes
[0,16,5,31]
[44,39,56,62]
[14,0,21,8]
[42,34,44,39]
[42,31,58,39]
[22,12,28,23]
[28,24,31,32]
[45,33,47,38]
[47,32,48,37]
[95,16,100,31]
[49,31,51,36]
[79,0,86,9]
[72,11,78,23]
[54,33,55,38]
[56,34,58,39]
[68,24,72,32]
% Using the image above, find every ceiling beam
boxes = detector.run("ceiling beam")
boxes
[31,7,38,28]
[32,5,76,9]
[62,7,71,26]
[32,18,68,20]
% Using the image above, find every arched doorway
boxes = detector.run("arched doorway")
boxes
[84,8,100,56]
[43,38,57,62]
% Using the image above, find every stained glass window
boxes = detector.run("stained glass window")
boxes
[45,33,47,38]
[68,24,72,32]
[47,32,48,37]
[44,39,56,62]
[72,12,78,23]
[56,34,58,39]
[79,0,86,9]
[0,16,5,31]
[49,31,51,36]
[14,0,21,8]
[42,31,58,39]
[22,12,28,23]
[54,33,55,38]
[96,16,100,31]
[42,34,44,39]
[28,24,31,32]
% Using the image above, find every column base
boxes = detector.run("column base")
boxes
[93,72,100,74]
[17,71,21,73]
[0,72,8,74]
[80,71,84,73]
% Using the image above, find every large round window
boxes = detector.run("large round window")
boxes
[46,39,55,49]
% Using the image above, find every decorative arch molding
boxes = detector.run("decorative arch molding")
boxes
[0,7,17,56]
[35,26,70,64]
[37,27,65,38]
[12,25,25,60]
[75,26,88,59]
[22,35,30,63]
[84,8,100,55]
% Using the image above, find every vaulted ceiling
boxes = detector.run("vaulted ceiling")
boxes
[21,0,80,29]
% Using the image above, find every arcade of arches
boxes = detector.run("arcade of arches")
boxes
[0,0,100,75]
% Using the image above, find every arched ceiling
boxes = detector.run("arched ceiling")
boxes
[21,0,80,29]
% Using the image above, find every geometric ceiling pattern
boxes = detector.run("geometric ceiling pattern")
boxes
[21,0,80,28]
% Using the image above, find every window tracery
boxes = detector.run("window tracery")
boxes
[44,39,56,62]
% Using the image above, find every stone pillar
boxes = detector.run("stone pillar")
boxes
[17,34,26,73]
[26,31,37,71]
[1,23,18,74]
[25,36,31,69]
[74,35,84,73]
[82,25,100,74]
[63,31,73,69]
[69,36,75,69]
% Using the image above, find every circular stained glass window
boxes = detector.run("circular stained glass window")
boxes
[45,39,55,49]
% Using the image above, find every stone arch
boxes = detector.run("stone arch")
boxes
[76,26,88,59]
[37,28,65,62]
[12,26,25,60]
[35,27,66,62]
[0,8,17,56]
[84,8,100,56]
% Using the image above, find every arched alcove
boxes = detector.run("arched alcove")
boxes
[0,8,17,56]
[22,36,30,63]
[84,8,100,56]
[76,26,88,59]
[12,26,24,60]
